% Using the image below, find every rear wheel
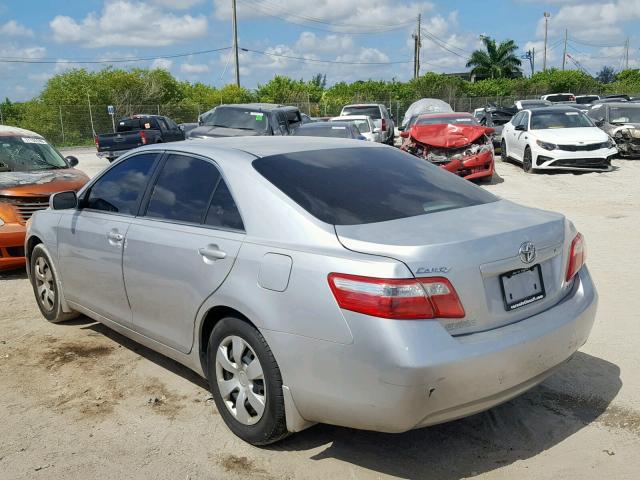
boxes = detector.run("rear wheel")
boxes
[206,317,288,445]
[30,244,78,323]
[523,147,535,173]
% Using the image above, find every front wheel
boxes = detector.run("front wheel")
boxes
[500,140,509,161]
[206,317,288,445]
[30,244,78,323]
[523,147,535,173]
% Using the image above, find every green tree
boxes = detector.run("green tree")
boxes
[596,66,616,84]
[466,37,523,79]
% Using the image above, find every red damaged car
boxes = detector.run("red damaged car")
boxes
[400,112,495,181]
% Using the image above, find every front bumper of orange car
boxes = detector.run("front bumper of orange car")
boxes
[0,203,27,271]
[441,150,495,181]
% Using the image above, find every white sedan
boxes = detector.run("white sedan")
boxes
[501,106,617,173]
[329,115,381,142]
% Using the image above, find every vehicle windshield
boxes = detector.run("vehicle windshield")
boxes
[293,124,354,138]
[253,147,497,225]
[342,106,382,119]
[201,107,270,132]
[609,107,640,124]
[576,96,599,104]
[416,115,478,126]
[0,135,68,172]
[530,110,594,129]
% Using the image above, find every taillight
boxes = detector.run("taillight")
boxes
[140,130,147,145]
[94,135,99,147]
[381,118,387,132]
[566,233,586,281]
[328,273,465,320]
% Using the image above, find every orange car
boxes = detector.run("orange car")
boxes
[0,126,89,271]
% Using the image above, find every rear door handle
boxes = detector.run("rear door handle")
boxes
[199,245,227,261]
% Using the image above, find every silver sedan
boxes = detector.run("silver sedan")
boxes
[26,137,597,445]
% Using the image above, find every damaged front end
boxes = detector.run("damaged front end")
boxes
[401,124,495,180]
[611,126,640,157]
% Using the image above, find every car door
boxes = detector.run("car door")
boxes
[122,152,245,353]
[57,152,160,323]
[510,112,529,161]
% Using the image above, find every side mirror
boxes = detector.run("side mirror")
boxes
[179,125,185,131]
[595,119,605,127]
[50,191,78,210]
[65,156,79,167]
[515,124,527,131]
[400,131,410,138]
[373,128,382,133]
[398,125,405,131]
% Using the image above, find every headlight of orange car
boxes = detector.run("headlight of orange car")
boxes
[0,202,17,226]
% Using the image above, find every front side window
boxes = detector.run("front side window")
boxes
[85,153,157,214]
[253,147,497,226]
[511,112,524,125]
[146,154,220,224]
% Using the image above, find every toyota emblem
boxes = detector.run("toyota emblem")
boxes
[519,241,536,264]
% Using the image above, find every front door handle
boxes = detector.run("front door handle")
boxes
[107,230,124,243]
[199,245,227,261]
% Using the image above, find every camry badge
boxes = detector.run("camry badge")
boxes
[519,241,536,264]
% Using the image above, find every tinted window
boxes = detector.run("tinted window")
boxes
[511,112,524,125]
[544,94,574,103]
[205,180,244,231]
[253,147,497,226]
[86,153,157,214]
[587,106,605,121]
[146,154,220,223]
[576,96,599,104]
[342,106,382,119]
[293,124,353,138]
[117,118,157,132]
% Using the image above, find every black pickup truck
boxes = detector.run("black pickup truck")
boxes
[95,115,185,162]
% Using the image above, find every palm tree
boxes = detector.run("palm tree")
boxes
[466,37,523,79]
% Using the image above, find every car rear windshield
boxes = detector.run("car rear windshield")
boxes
[200,107,269,132]
[337,118,370,132]
[117,118,157,132]
[294,125,352,138]
[252,147,497,225]
[545,94,574,102]
[531,110,593,129]
[342,106,382,119]
[416,115,478,126]
[0,135,67,172]
[520,101,550,109]
[576,96,599,104]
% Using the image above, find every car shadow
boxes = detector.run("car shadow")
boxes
[0,269,28,280]
[80,320,209,390]
[267,352,622,479]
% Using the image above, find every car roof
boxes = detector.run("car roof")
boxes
[598,102,640,107]
[330,115,371,121]
[342,103,383,108]
[524,106,584,114]
[216,103,293,111]
[0,125,43,138]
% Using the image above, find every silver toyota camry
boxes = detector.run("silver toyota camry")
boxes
[26,137,597,445]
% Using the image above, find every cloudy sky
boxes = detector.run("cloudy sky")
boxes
[1,0,638,101]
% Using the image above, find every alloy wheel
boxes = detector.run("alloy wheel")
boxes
[215,335,266,425]
[34,256,55,312]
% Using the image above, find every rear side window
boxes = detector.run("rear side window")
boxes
[146,154,220,224]
[86,153,157,215]
[253,147,497,225]
[342,106,382,119]
[205,180,244,231]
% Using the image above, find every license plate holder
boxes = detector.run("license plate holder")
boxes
[499,264,546,311]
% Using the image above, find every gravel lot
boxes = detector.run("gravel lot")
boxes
[1,147,639,479]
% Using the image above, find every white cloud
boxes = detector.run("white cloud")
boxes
[213,0,433,31]
[50,1,208,48]
[151,58,174,70]
[151,0,204,8]
[0,20,34,37]
[180,62,210,73]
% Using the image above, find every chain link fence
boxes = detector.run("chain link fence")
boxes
[0,94,600,146]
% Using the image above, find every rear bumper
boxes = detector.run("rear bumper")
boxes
[265,267,597,433]
[0,223,27,270]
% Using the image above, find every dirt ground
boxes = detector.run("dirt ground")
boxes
[1,148,639,479]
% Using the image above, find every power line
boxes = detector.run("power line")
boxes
[240,47,412,65]
[568,37,626,48]
[0,47,232,64]
[420,29,471,58]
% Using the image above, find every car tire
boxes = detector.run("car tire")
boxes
[30,244,79,323]
[206,317,289,445]
[500,140,509,161]
[523,147,535,173]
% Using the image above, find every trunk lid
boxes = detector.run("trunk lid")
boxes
[335,200,571,335]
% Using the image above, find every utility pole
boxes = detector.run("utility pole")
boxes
[231,0,240,87]
[532,47,536,74]
[562,28,568,70]
[625,37,630,70]
[543,12,550,71]
[412,14,421,79]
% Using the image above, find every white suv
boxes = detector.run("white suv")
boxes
[340,103,395,145]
